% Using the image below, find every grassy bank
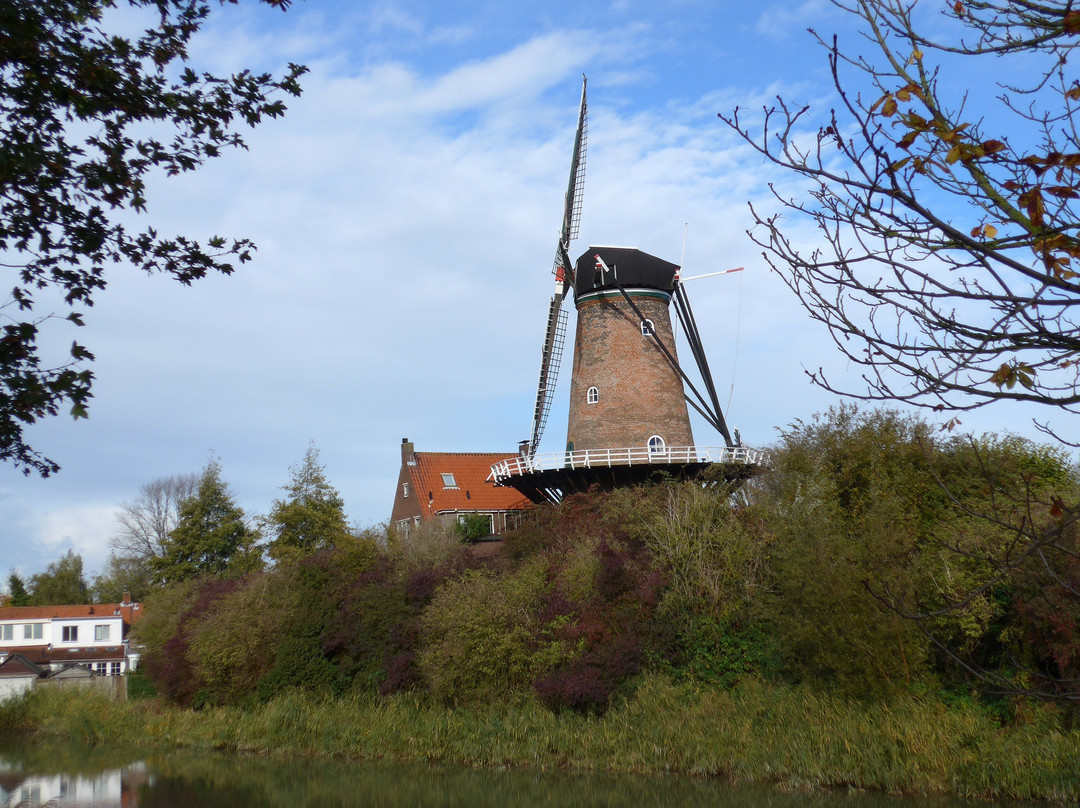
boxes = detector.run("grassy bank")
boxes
[4,675,1079,802]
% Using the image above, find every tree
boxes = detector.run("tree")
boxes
[7,572,29,606]
[266,444,350,561]
[90,552,155,603]
[721,0,1080,699]
[112,473,199,563]
[721,0,1080,416]
[0,0,306,476]
[28,550,90,605]
[152,460,260,583]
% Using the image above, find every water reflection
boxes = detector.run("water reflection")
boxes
[0,744,1034,808]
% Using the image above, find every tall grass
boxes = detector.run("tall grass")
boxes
[5,676,1079,801]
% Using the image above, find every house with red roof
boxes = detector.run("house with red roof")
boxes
[390,438,532,538]
[0,593,143,680]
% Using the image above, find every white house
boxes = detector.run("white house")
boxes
[0,593,143,678]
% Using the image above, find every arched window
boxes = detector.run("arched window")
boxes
[587,386,599,404]
[648,435,666,454]
[641,319,655,336]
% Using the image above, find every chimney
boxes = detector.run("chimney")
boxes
[121,591,131,606]
[401,437,415,464]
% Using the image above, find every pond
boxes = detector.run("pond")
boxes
[0,743,1036,808]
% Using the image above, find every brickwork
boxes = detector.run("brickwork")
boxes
[565,290,694,452]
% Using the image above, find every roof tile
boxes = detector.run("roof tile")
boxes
[410,452,531,514]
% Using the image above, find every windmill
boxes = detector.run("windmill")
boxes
[495,78,765,504]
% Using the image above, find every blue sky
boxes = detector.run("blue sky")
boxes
[1,0,1069,584]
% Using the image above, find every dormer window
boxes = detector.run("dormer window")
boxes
[587,386,599,404]
[441,473,458,488]
[641,319,654,336]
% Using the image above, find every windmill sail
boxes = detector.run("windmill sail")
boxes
[528,77,588,459]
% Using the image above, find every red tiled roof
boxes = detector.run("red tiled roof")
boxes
[0,602,143,625]
[2,645,126,664]
[0,653,46,677]
[410,452,531,514]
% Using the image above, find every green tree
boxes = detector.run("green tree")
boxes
[152,460,260,583]
[7,572,29,606]
[90,552,155,603]
[0,0,305,476]
[266,444,350,562]
[27,550,90,605]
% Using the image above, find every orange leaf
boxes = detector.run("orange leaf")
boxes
[1065,10,1080,34]
[881,96,898,117]
[981,140,1006,155]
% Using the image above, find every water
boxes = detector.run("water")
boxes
[0,744,1034,808]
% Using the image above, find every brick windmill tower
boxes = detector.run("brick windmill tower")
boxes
[491,78,762,503]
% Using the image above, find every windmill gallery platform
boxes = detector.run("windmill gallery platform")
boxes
[490,444,767,506]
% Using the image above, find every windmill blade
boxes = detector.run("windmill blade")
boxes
[528,76,588,458]
[554,75,588,294]
[529,293,569,456]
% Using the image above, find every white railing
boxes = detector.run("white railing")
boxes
[489,445,768,483]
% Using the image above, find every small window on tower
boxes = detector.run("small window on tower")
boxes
[402,482,409,499]
[641,319,654,336]
[648,435,666,454]
[587,387,599,404]
[441,473,458,488]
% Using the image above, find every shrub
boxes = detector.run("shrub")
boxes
[417,559,577,702]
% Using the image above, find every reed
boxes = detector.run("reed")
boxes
[4,676,1079,801]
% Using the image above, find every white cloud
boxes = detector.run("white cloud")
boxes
[34,505,121,575]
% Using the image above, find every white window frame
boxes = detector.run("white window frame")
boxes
[440,473,458,489]
[648,435,666,454]
[641,318,655,336]
[24,623,42,640]
[62,625,78,643]
[94,624,111,642]
[587,386,599,404]
[402,482,409,499]
[0,625,12,641]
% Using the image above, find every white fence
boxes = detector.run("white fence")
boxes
[490,445,767,483]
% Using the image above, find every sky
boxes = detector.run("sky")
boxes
[1,0,1071,583]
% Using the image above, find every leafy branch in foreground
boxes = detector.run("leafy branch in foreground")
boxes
[0,0,306,475]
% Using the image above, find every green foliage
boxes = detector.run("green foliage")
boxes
[6,571,29,606]
[758,406,937,690]
[418,560,577,703]
[126,669,157,700]
[90,552,154,603]
[186,571,299,704]
[0,0,305,476]
[454,513,493,543]
[645,481,772,624]
[663,615,779,689]
[266,444,350,562]
[152,460,261,584]
[28,550,90,605]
